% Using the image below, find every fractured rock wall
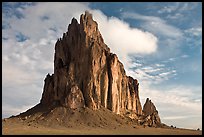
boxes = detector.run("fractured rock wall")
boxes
[40,11,143,116]
[142,98,161,127]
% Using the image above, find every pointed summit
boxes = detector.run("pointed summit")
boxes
[143,98,156,115]
[41,11,143,115]
[79,10,100,38]
[80,10,94,25]
[71,17,78,25]
[82,10,93,21]
[142,98,161,127]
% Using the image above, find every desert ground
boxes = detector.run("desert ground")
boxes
[2,116,201,135]
[2,105,202,135]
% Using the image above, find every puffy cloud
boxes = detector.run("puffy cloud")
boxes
[2,2,90,43]
[2,3,82,118]
[92,10,158,54]
[90,10,158,71]
[120,11,185,61]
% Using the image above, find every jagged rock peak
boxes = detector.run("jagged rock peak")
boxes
[41,11,143,117]
[80,10,101,39]
[71,17,78,24]
[142,98,161,127]
[80,10,94,22]
[143,98,157,115]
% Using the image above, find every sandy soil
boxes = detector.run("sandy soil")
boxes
[2,118,202,135]
[2,105,202,135]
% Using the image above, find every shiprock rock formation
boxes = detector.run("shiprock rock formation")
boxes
[6,11,165,128]
[41,11,143,116]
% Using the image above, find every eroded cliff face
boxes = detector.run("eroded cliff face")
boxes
[41,11,144,116]
[140,98,161,127]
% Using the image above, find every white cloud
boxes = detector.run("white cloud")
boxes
[3,61,37,86]
[129,62,143,68]
[121,12,183,39]
[179,2,199,11]
[2,2,90,119]
[180,54,189,58]
[168,57,176,61]
[2,2,89,43]
[162,115,191,120]
[128,60,176,85]
[91,10,158,71]
[2,104,35,118]
[184,27,202,37]
[155,63,165,67]
[183,26,202,50]
[139,83,202,129]
[120,12,186,60]
[158,2,199,15]
[159,71,172,77]
[166,13,183,20]
[158,3,180,14]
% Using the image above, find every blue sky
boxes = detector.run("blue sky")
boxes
[2,2,202,130]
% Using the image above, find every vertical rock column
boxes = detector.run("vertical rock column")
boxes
[40,11,144,116]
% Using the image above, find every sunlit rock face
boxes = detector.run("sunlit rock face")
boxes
[40,11,144,116]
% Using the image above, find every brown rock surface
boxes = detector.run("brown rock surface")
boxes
[141,98,161,127]
[40,11,143,116]
[40,73,54,107]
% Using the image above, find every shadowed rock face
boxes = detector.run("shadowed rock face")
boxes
[40,73,54,106]
[141,98,161,127]
[143,98,157,116]
[41,11,145,116]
